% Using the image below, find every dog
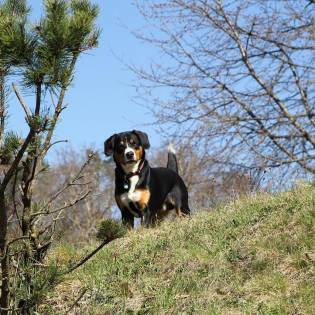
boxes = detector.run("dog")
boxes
[104,130,190,228]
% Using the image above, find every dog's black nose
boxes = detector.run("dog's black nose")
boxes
[126,151,134,160]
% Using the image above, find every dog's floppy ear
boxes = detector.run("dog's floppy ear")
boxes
[104,134,117,156]
[132,130,150,149]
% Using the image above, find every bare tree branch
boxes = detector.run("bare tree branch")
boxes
[132,0,315,181]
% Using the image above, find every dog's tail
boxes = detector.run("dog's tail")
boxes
[167,143,178,173]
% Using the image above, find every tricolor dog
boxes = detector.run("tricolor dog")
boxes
[104,130,190,228]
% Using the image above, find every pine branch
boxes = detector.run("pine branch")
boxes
[12,83,31,121]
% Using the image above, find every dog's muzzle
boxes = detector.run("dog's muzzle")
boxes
[124,147,136,163]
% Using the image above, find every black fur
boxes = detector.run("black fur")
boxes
[104,134,116,156]
[104,130,190,228]
[132,130,150,149]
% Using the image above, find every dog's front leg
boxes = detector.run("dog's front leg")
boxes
[143,212,151,228]
[143,208,157,228]
[121,207,134,229]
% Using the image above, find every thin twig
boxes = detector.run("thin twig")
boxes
[64,238,114,275]
[31,190,91,217]
[64,288,88,315]
[39,153,95,212]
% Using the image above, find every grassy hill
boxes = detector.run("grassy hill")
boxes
[43,184,314,314]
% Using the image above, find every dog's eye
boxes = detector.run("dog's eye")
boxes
[129,139,135,145]
[117,144,124,153]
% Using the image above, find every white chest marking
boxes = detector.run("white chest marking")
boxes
[120,175,142,217]
[119,160,144,217]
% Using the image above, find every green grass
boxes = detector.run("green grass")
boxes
[43,183,315,314]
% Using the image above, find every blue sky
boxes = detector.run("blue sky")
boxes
[9,0,161,161]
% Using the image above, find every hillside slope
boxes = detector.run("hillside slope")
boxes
[46,184,314,314]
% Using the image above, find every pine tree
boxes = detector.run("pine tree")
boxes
[0,1,100,313]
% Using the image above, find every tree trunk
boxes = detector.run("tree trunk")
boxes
[0,192,9,314]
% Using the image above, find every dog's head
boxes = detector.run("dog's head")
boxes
[104,130,150,166]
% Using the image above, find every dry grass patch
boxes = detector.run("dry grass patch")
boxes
[42,184,315,314]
